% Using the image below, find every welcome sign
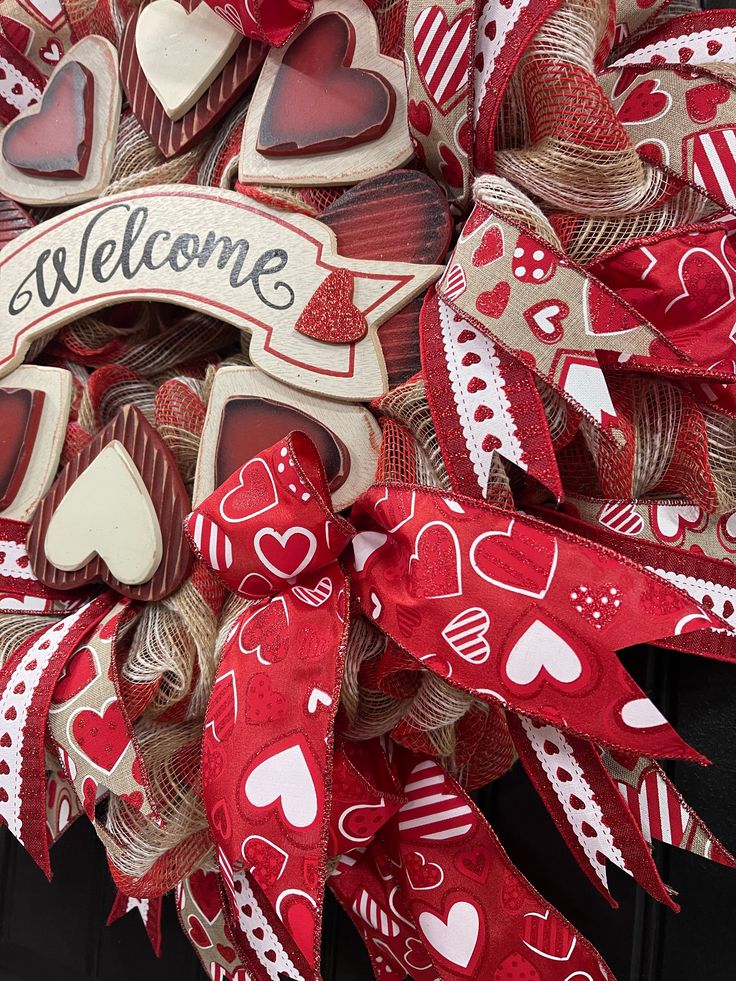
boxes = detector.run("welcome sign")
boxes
[0,185,441,400]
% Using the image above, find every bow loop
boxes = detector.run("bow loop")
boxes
[186,432,354,598]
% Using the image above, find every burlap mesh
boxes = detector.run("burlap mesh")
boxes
[107,111,206,197]
[494,0,670,214]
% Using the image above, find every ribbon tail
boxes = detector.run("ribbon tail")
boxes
[0,592,117,877]
[220,861,312,981]
[421,291,563,499]
[107,888,163,957]
[390,751,613,980]
[176,870,251,981]
[602,751,736,869]
[48,598,160,822]
[203,564,350,978]
[330,839,425,980]
[508,714,677,909]
[351,484,715,760]
[45,752,84,845]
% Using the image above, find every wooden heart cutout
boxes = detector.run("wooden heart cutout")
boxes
[2,61,94,178]
[44,441,163,586]
[192,365,381,511]
[0,185,441,400]
[121,0,265,159]
[319,169,452,384]
[27,405,193,601]
[240,0,412,185]
[0,365,73,521]
[136,0,241,122]
[0,388,45,511]
[257,11,394,157]
[0,36,121,206]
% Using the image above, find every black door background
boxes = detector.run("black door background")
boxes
[1,643,735,980]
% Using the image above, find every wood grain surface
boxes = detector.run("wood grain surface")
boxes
[27,405,193,601]
[120,0,266,159]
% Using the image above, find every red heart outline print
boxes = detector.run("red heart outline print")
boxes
[219,458,278,524]
[242,834,289,886]
[238,596,290,664]
[665,245,734,325]
[254,526,317,580]
[523,300,569,344]
[404,850,444,891]
[454,847,490,884]
[409,521,462,599]
[470,519,558,598]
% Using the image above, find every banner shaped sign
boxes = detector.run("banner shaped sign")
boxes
[0,185,442,400]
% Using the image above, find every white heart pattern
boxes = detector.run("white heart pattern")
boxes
[418,901,480,969]
[441,607,490,664]
[352,530,388,573]
[504,621,582,687]
[307,688,332,714]
[620,697,668,730]
[243,743,318,829]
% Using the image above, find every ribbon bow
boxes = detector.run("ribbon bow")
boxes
[186,432,723,979]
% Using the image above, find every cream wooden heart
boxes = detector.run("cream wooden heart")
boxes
[135,0,241,121]
[44,441,163,585]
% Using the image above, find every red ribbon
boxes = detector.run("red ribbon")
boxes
[202,0,313,46]
[186,433,724,979]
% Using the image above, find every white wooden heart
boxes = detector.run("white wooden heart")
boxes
[44,440,163,585]
[136,0,241,121]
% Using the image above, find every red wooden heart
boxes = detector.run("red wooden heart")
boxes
[257,12,395,157]
[320,169,452,385]
[0,388,44,511]
[3,61,94,178]
[294,269,367,344]
[218,398,348,493]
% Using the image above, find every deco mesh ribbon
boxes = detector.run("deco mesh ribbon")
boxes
[1,0,736,979]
